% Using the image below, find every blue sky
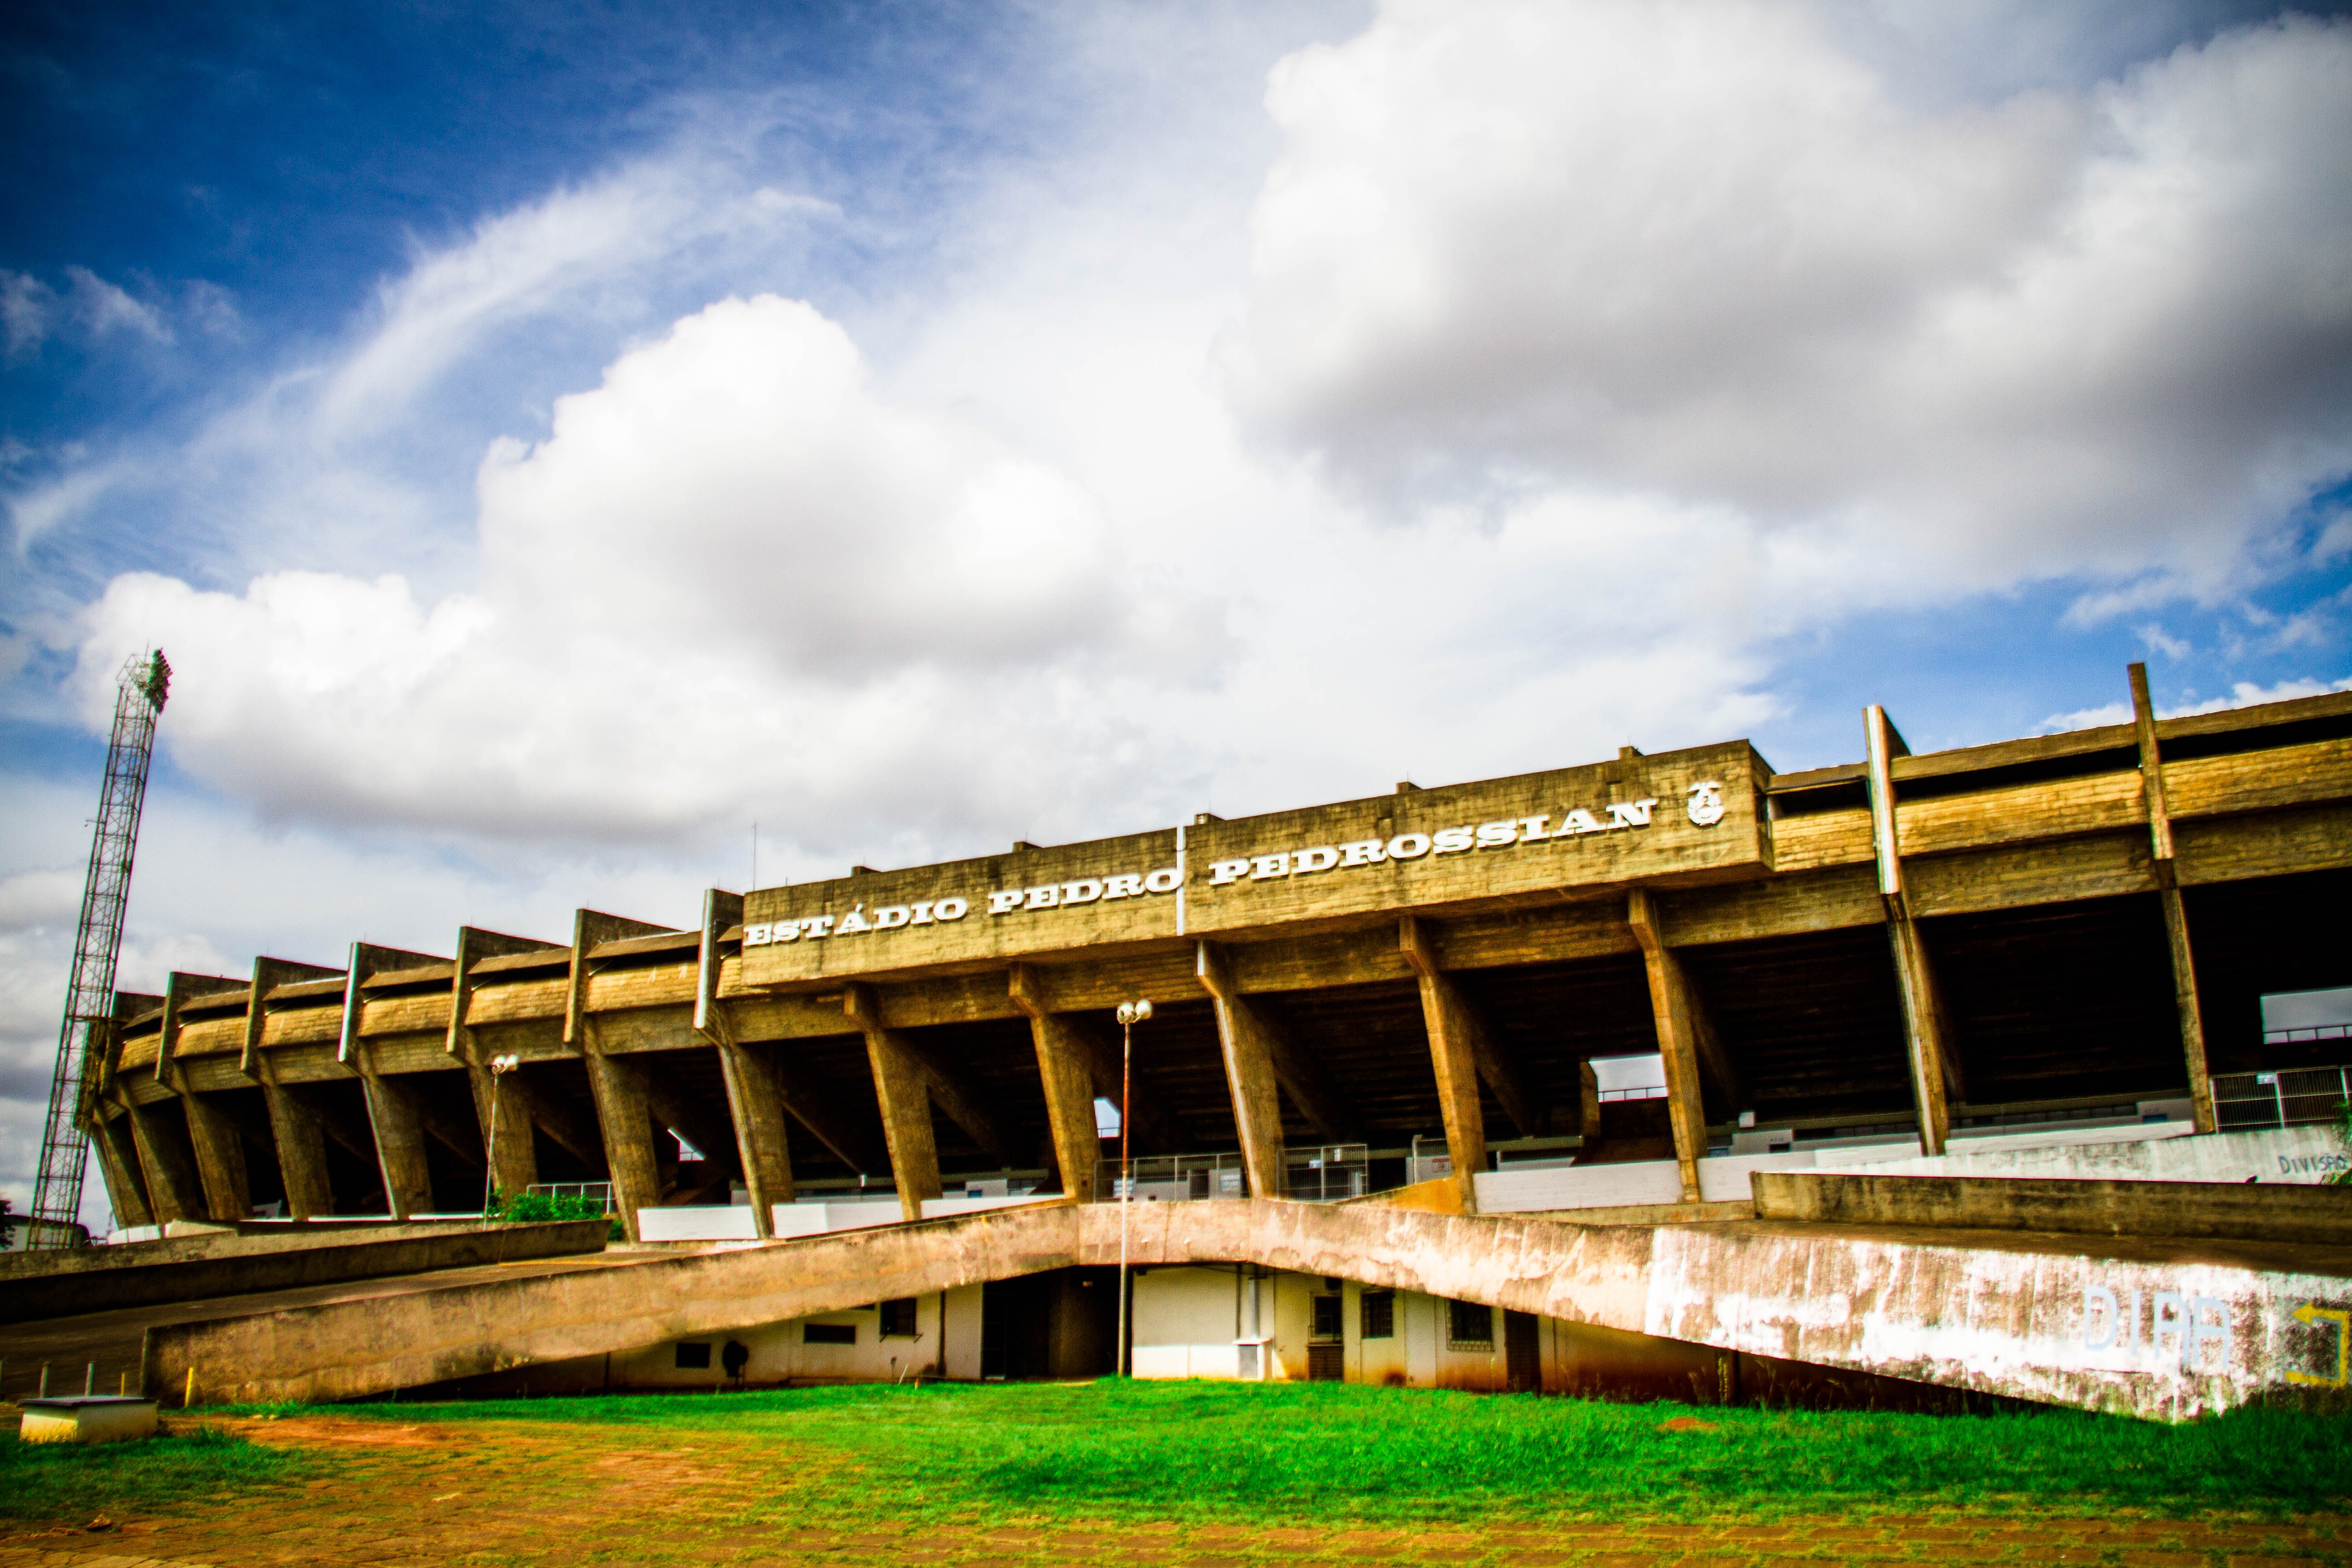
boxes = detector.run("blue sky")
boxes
[4,0,2349,1224]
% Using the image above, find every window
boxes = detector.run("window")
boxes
[880,1298,918,1338]
[674,1342,711,1369]
[1311,1294,1343,1342]
[1361,1291,1395,1341]
[1448,1299,1492,1349]
[804,1322,856,1346]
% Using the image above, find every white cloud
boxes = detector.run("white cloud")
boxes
[0,266,173,358]
[1226,2,2352,599]
[74,294,1209,856]
[2040,672,2352,732]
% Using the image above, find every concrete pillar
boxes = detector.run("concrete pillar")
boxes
[1195,941,1288,1201]
[181,1092,252,1223]
[260,1076,334,1219]
[449,926,559,1205]
[1864,704,1961,1156]
[714,1039,795,1230]
[91,1111,153,1230]
[468,1064,538,1207]
[582,1033,663,1241]
[846,983,940,1223]
[1628,889,1710,1204]
[2130,662,2217,1134]
[357,1063,435,1219]
[1398,918,1488,1212]
[1009,966,1102,1204]
[124,1096,204,1225]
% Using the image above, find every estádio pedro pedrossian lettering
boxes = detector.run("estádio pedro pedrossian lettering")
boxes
[742,779,1726,948]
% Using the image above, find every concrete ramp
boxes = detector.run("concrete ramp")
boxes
[146,1186,2352,1421]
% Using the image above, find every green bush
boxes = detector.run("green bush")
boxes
[487,1190,611,1224]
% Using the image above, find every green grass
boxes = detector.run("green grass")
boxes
[0,1423,321,1523]
[302,1381,2352,1523]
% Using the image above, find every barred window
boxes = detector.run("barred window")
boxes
[1311,1294,1343,1341]
[880,1298,918,1338]
[1361,1290,1396,1341]
[1447,1298,1492,1348]
[674,1342,711,1369]
[804,1322,856,1346]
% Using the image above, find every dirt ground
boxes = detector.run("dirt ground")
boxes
[4,1415,2348,1567]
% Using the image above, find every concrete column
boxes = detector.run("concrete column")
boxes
[1195,941,1288,1201]
[714,1039,795,1229]
[1627,889,1710,1203]
[1865,704,1961,1156]
[582,1030,663,1241]
[1009,966,1102,1204]
[467,1064,538,1206]
[449,926,559,1205]
[357,1063,435,1219]
[91,1111,153,1230]
[124,1096,203,1225]
[2130,662,2217,1134]
[260,1075,334,1219]
[181,1093,252,1223]
[846,983,940,1223]
[1397,918,1488,1212]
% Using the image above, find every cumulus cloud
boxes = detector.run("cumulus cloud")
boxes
[75,294,1213,856]
[1227,2,2352,599]
[2041,672,2352,732]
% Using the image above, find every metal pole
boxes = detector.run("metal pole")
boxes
[1113,998,1151,1379]
[1118,1010,1132,1378]
[483,1074,500,1216]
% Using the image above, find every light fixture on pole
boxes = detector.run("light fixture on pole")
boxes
[1113,998,1152,1378]
[482,1053,521,1215]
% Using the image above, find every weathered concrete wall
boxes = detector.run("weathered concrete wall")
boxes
[1829,1124,2347,1185]
[0,1220,608,1323]
[144,1195,2352,1420]
[1754,1173,2352,1246]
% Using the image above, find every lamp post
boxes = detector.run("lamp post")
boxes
[482,1053,520,1216]
[1113,998,1152,1378]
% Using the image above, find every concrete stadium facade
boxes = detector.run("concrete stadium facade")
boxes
[78,670,2352,1415]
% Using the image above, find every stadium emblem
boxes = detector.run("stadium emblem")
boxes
[1686,780,1726,827]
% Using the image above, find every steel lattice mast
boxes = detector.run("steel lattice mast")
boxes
[29,649,170,1247]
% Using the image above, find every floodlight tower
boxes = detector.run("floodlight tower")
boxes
[29,649,171,1247]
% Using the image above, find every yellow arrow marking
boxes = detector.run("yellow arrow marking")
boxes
[2284,1303,2349,1389]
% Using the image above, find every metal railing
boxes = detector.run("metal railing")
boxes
[2263,1024,2352,1045]
[525,1181,617,1213]
[1596,1085,1669,1103]
[1094,1145,1370,1203]
[2211,1066,2352,1131]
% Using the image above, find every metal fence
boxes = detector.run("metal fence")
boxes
[526,1181,617,1213]
[1095,1145,1370,1203]
[2211,1066,2352,1131]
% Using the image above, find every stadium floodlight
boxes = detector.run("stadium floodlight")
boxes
[483,1054,524,1215]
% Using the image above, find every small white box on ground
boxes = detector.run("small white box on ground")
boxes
[19,1396,158,1444]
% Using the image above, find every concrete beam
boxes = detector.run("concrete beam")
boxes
[1626,889,1710,1203]
[565,909,678,1047]
[243,956,342,1074]
[122,1095,203,1226]
[1194,941,1288,1200]
[581,1034,662,1241]
[450,926,561,1203]
[1866,705,1960,1156]
[1398,916,1489,1212]
[257,1068,334,1220]
[181,1093,251,1224]
[1009,965,1103,1203]
[356,1063,435,1220]
[700,890,794,1235]
[89,1110,152,1230]
[145,1195,2352,1420]
[2132,662,2217,1135]
[845,982,941,1222]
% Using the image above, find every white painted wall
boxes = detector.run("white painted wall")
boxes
[605,1290,945,1388]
